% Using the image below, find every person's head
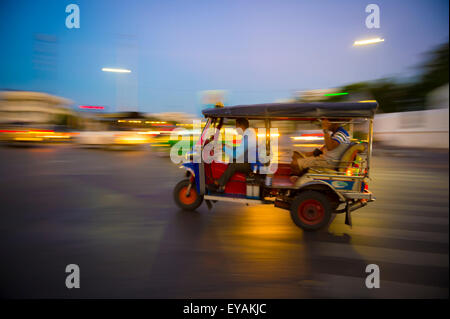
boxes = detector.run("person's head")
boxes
[235,118,249,131]
[329,121,341,132]
[322,119,343,132]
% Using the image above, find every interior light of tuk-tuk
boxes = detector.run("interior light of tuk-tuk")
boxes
[257,133,280,137]
[293,144,323,148]
[291,136,323,141]
[346,168,353,176]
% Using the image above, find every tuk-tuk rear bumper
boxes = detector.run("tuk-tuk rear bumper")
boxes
[342,191,375,201]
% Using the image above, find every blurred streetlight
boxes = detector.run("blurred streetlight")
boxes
[101,67,131,73]
[353,37,385,46]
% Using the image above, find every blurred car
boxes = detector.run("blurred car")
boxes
[0,124,74,145]
[75,130,151,149]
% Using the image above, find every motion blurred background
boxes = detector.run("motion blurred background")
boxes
[0,0,448,148]
[0,0,448,298]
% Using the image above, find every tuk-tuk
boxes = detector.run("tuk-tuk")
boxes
[173,102,377,231]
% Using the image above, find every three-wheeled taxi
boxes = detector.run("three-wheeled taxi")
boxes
[173,102,377,231]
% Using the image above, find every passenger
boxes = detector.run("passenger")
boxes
[207,118,255,193]
[292,119,350,176]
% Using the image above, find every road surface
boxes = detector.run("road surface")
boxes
[0,144,448,298]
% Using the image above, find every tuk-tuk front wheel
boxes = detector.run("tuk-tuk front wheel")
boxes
[174,179,203,211]
[290,191,332,231]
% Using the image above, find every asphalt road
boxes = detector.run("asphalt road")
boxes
[0,144,448,298]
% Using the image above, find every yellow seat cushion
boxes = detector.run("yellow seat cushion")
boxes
[312,168,337,173]
[338,143,366,172]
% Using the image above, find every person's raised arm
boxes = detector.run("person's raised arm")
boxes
[321,119,339,151]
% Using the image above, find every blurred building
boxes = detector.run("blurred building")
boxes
[146,112,199,123]
[374,83,449,149]
[0,90,73,124]
[427,84,449,110]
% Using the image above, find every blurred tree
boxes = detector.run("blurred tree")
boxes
[315,41,449,113]
[409,41,449,107]
[420,42,449,89]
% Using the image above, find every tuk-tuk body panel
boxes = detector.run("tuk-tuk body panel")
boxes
[315,179,356,191]
[181,162,201,193]
[204,162,247,195]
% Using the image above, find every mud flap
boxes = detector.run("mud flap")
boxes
[345,203,352,227]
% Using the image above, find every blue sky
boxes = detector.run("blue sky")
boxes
[0,0,448,115]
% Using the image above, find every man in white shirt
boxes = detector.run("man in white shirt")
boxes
[292,119,351,175]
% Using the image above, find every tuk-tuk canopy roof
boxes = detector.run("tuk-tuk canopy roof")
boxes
[202,102,378,119]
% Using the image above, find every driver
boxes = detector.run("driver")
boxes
[207,118,256,193]
[292,119,350,176]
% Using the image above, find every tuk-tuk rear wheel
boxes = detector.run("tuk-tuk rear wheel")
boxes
[174,179,203,211]
[290,191,332,231]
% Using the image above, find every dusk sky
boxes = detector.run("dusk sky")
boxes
[0,0,448,115]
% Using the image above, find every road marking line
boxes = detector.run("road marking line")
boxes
[329,223,449,243]
[316,274,448,298]
[315,242,449,267]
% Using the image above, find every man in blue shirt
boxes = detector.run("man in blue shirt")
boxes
[208,118,255,193]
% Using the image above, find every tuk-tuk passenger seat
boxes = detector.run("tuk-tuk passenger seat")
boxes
[311,142,367,174]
